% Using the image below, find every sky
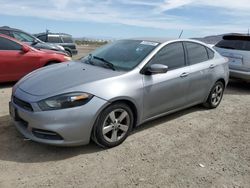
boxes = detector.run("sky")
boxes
[0,0,249,39]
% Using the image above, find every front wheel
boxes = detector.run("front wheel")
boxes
[203,81,225,109]
[92,103,134,148]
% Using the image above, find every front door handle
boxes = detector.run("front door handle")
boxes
[209,64,216,69]
[180,72,189,78]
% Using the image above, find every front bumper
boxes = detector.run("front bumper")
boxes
[230,69,250,81]
[10,95,108,146]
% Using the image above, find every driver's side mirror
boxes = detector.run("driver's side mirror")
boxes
[144,64,168,75]
[21,45,30,53]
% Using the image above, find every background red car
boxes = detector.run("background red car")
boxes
[0,34,71,83]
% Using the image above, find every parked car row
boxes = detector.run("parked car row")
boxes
[0,34,71,82]
[0,26,78,57]
[0,26,79,83]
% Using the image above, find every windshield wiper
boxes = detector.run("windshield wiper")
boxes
[93,56,116,71]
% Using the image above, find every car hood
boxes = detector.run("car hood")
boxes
[31,42,65,52]
[17,61,124,96]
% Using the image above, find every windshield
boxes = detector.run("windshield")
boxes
[81,40,159,71]
[13,31,35,43]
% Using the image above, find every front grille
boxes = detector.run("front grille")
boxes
[13,96,33,111]
[32,129,63,140]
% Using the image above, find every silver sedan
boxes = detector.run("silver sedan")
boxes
[9,38,229,148]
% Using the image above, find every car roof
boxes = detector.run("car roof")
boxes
[0,26,23,32]
[36,32,72,37]
[129,37,175,44]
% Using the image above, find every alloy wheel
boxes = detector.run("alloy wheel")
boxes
[102,109,130,143]
[211,84,223,106]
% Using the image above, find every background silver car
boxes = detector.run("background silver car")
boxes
[214,34,250,81]
[9,38,229,148]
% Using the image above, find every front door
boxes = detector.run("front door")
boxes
[142,42,190,120]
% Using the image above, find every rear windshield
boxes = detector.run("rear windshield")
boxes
[216,38,250,51]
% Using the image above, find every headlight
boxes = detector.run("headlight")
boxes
[38,92,93,111]
[64,56,72,61]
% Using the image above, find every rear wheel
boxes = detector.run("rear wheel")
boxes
[203,81,225,109]
[92,103,134,148]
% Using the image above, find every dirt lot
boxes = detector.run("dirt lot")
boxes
[0,45,250,188]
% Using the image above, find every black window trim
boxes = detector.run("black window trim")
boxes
[183,41,213,66]
[141,41,188,74]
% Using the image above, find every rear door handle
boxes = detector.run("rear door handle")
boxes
[180,72,189,78]
[209,64,216,69]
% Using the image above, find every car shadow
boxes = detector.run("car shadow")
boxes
[0,115,103,163]
[225,79,250,95]
[0,82,16,89]
[132,105,205,134]
[0,105,205,163]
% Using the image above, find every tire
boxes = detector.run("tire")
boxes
[65,50,72,57]
[203,81,225,109]
[92,103,134,148]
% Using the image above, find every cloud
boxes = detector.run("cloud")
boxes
[0,0,249,36]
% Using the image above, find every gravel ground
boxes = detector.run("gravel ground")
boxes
[0,46,249,188]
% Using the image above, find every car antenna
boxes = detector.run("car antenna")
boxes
[178,30,183,39]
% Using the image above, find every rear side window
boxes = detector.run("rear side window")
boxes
[185,42,209,65]
[149,42,185,70]
[0,37,22,50]
[62,36,73,43]
[48,36,62,43]
[0,30,11,36]
[207,48,215,59]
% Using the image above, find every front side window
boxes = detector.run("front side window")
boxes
[0,37,22,50]
[185,42,209,65]
[81,40,159,71]
[149,42,186,70]
[48,36,63,43]
[12,31,34,42]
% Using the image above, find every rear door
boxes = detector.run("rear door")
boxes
[0,37,41,82]
[184,42,215,104]
[143,42,190,120]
